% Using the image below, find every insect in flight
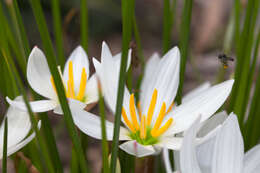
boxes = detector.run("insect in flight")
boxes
[218,53,234,69]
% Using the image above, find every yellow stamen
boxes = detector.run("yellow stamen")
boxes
[166,102,174,115]
[122,108,135,132]
[129,94,139,131]
[140,115,146,139]
[50,76,56,93]
[137,101,142,120]
[224,65,228,69]
[147,89,158,125]
[67,61,75,98]
[67,80,75,98]
[151,102,166,136]
[151,118,173,137]
[76,68,87,101]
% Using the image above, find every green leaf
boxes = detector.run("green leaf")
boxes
[2,118,8,173]
[176,0,193,104]
[29,0,88,172]
[110,0,135,172]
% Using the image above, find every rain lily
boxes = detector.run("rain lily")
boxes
[0,96,40,159]
[7,46,99,114]
[71,42,234,157]
[165,113,260,173]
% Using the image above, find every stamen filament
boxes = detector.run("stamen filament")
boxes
[76,68,87,101]
[50,76,56,93]
[151,102,166,135]
[140,115,146,139]
[129,94,140,131]
[166,102,174,115]
[137,101,142,120]
[151,118,173,137]
[68,61,75,98]
[67,80,75,98]
[122,108,135,132]
[147,89,158,125]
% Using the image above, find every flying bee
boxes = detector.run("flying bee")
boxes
[218,53,234,69]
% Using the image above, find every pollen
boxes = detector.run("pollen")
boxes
[122,89,174,145]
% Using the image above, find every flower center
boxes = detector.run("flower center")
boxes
[50,61,87,102]
[122,89,174,145]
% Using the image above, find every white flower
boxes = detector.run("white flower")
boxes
[0,96,40,159]
[167,113,260,173]
[71,42,234,157]
[6,46,99,114]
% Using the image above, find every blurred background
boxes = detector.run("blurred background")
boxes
[0,0,259,172]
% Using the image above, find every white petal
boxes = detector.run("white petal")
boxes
[163,148,173,173]
[70,107,130,141]
[165,79,234,134]
[119,141,156,157]
[101,41,113,63]
[6,97,57,113]
[113,49,132,71]
[243,145,260,173]
[53,106,63,115]
[196,135,216,173]
[182,82,211,103]
[198,111,228,137]
[157,137,183,150]
[0,121,41,159]
[140,53,160,98]
[179,116,202,173]
[94,42,134,125]
[174,151,181,171]
[0,98,31,149]
[63,46,90,93]
[211,113,243,173]
[27,47,56,99]
[141,47,180,124]
[85,74,99,104]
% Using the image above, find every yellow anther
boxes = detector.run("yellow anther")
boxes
[151,118,173,137]
[122,108,135,132]
[140,115,146,139]
[166,102,174,115]
[50,76,56,93]
[67,61,75,98]
[147,89,158,125]
[137,101,142,120]
[129,94,139,131]
[151,102,166,136]
[76,68,87,101]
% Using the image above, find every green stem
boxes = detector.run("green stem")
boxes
[51,0,65,68]
[80,0,88,52]
[176,0,193,104]
[29,0,88,172]
[110,0,134,172]
[99,87,110,173]
[2,118,8,173]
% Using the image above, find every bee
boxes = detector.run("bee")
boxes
[218,53,234,69]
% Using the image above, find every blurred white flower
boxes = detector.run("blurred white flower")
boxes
[165,113,260,173]
[71,42,234,157]
[7,46,98,114]
[0,96,40,159]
